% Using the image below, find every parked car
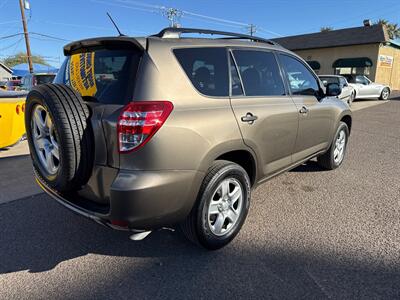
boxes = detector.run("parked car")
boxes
[6,79,22,91]
[0,90,27,149]
[0,81,7,90]
[319,75,355,106]
[25,28,352,250]
[343,74,390,100]
[21,73,56,91]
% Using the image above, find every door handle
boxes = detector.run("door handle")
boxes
[299,106,309,114]
[241,112,258,124]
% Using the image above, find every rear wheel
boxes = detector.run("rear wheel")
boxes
[317,122,349,170]
[25,83,93,192]
[379,88,390,100]
[180,160,251,250]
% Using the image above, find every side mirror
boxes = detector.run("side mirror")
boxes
[326,83,342,97]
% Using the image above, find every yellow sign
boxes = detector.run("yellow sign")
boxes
[69,52,97,96]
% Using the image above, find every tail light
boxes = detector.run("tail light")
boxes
[16,104,21,115]
[21,103,25,113]
[118,101,173,153]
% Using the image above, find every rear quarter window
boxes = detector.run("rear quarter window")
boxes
[173,47,229,97]
[55,49,142,104]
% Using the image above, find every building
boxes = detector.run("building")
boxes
[0,62,12,81]
[273,24,400,90]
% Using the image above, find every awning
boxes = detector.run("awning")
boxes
[306,60,321,70]
[332,57,373,68]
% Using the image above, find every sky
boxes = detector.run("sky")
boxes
[0,0,399,67]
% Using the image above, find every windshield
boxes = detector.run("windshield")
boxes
[55,48,142,104]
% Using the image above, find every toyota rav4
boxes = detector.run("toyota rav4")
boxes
[25,28,352,250]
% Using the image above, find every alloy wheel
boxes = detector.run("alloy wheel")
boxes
[333,129,346,164]
[207,178,243,236]
[31,104,60,175]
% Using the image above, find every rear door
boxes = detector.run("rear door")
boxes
[277,53,333,161]
[55,45,143,168]
[229,49,298,177]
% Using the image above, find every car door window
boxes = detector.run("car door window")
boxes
[339,77,347,87]
[174,47,229,97]
[355,75,369,85]
[279,54,320,97]
[232,50,285,96]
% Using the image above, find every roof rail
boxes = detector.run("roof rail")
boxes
[153,27,279,46]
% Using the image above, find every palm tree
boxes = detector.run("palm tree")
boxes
[375,19,400,40]
[320,26,334,32]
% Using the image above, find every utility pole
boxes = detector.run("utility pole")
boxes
[247,24,257,36]
[18,0,33,73]
[162,7,182,28]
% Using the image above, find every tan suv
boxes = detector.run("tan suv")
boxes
[25,28,352,249]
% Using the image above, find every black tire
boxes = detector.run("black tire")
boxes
[180,160,251,250]
[379,88,390,100]
[25,83,93,192]
[317,121,349,170]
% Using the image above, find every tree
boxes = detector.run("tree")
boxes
[1,52,49,67]
[320,26,334,32]
[375,19,400,40]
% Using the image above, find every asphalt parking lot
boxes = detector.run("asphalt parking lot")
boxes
[0,96,399,299]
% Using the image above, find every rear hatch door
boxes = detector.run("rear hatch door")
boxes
[55,38,144,169]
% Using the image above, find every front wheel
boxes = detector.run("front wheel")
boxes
[180,160,251,250]
[348,92,355,107]
[379,88,390,100]
[317,122,349,170]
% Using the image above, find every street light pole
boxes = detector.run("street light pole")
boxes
[18,0,33,73]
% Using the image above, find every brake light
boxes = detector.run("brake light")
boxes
[16,105,21,115]
[118,101,173,153]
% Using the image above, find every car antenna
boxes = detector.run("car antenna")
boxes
[107,12,125,36]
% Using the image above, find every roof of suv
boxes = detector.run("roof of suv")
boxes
[64,27,287,55]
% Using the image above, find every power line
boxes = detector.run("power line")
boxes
[91,0,282,37]
[0,37,23,51]
[0,33,23,41]
[30,32,71,42]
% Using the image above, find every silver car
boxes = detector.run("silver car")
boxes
[319,75,355,106]
[344,75,390,100]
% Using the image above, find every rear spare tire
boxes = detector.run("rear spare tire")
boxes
[25,83,93,192]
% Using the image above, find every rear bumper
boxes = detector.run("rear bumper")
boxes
[35,168,204,231]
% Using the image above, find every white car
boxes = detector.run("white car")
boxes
[319,75,355,106]
[343,75,390,100]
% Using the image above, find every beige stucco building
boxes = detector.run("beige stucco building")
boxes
[274,24,400,90]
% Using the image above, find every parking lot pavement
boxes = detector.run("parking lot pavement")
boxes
[0,97,399,299]
[0,144,41,204]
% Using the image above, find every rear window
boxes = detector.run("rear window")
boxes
[56,49,142,104]
[319,76,339,86]
[173,48,229,97]
[36,74,56,84]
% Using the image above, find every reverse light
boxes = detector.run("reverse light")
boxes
[117,101,173,153]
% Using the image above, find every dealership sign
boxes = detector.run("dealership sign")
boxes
[378,55,393,67]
